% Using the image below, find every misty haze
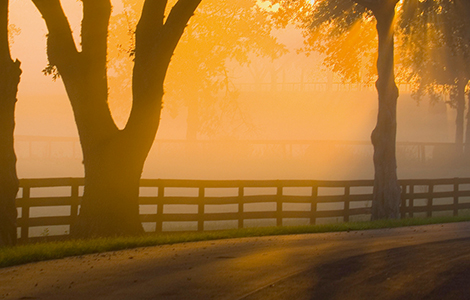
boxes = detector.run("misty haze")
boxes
[11,2,465,182]
[2,1,470,299]
[6,0,470,236]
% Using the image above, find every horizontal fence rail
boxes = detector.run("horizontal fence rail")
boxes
[16,177,470,244]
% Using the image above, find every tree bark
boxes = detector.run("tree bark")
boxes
[73,135,148,237]
[455,77,466,156]
[0,0,20,246]
[33,0,202,237]
[368,1,401,220]
[465,91,470,158]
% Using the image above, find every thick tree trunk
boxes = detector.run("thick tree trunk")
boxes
[62,64,162,238]
[68,88,161,238]
[72,136,147,237]
[0,0,20,247]
[370,3,401,220]
[465,91,470,157]
[0,60,20,247]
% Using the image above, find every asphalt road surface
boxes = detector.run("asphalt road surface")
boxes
[2,222,470,300]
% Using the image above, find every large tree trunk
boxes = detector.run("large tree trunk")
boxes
[465,91,470,157]
[73,135,149,237]
[370,1,401,220]
[67,80,162,237]
[0,0,20,247]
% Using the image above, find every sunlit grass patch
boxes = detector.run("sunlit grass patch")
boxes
[2,215,470,268]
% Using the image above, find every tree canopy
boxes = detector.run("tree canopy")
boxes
[398,0,470,149]
[272,0,377,84]
[107,0,286,139]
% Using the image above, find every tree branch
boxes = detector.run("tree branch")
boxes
[133,0,202,85]
[162,0,202,58]
[80,0,111,114]
[126,0,168,142]
[125,0,202,146]
[31,0,79,68]
[135,0,167,58]
[33,0,118,142]
[81,0,111,64]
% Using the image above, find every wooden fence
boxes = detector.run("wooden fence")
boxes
[16,177,470,244]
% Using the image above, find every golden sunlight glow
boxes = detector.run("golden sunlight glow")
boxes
[6,0,456,184]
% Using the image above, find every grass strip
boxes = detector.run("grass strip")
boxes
[2,215,470,268]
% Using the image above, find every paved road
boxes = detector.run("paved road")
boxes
[2,222,470,300]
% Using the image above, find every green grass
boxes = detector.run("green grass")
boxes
[2,215,470,269]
